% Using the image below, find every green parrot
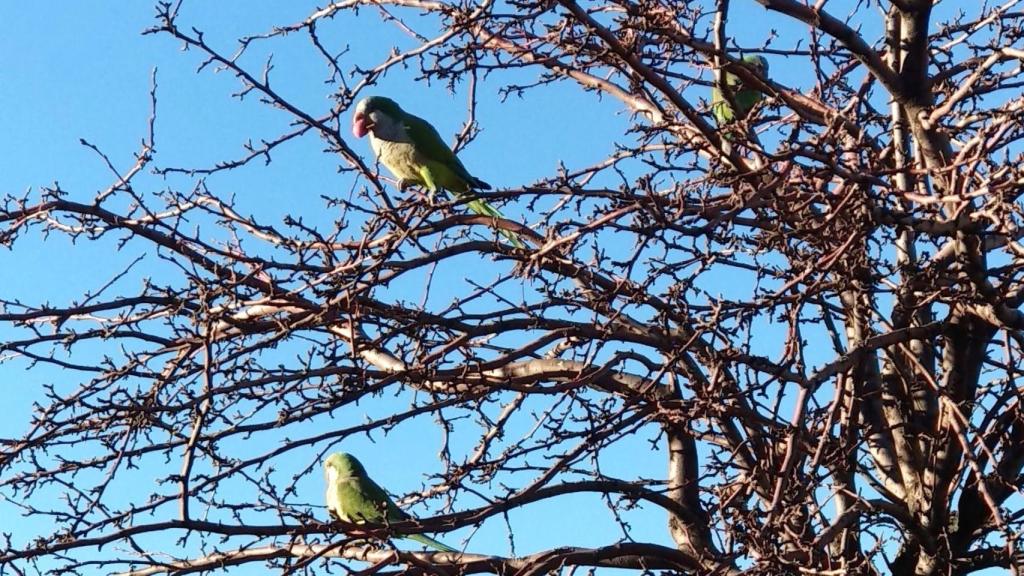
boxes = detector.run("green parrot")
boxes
[323,452,457,553]
[352,96,524,248]
[711,55,770,130]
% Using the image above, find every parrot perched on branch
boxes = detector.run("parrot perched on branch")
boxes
[711,55,770,131]
[323,452,457,553]
[351,96,524,248]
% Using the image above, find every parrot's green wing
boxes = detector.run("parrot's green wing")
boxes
[711,55,768,136]
[732,85,764,119]
[401,113,525,248]
[402,113,486,191]
[332,475,393,523]
[335,475,458,553]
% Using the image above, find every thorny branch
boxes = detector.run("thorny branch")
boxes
[3,1,1024,575]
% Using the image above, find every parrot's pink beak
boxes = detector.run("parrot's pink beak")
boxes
[352,112,370,138]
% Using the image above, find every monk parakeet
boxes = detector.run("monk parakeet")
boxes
[711,55,770,129]
[351,96,524,248]
[323,452,457,553]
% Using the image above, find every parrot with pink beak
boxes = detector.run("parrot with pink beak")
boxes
[352,96,524,248]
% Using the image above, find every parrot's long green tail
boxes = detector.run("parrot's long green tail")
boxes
[462,197,526,249]
[407,533,458,553]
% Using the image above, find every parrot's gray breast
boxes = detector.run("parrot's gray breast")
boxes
[370,137,427,184]
[367,112,428,185]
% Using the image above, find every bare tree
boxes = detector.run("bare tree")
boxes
[3,1,1024,574]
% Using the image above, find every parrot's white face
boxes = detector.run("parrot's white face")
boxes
[324,452,365,482]
[368,111,409,142]
[324,463,340,485]
[352,99,410,142]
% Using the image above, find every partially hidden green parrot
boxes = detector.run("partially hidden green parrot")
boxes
[351,96,524,248]
[711,55,770,131]
[323,452,457,553]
